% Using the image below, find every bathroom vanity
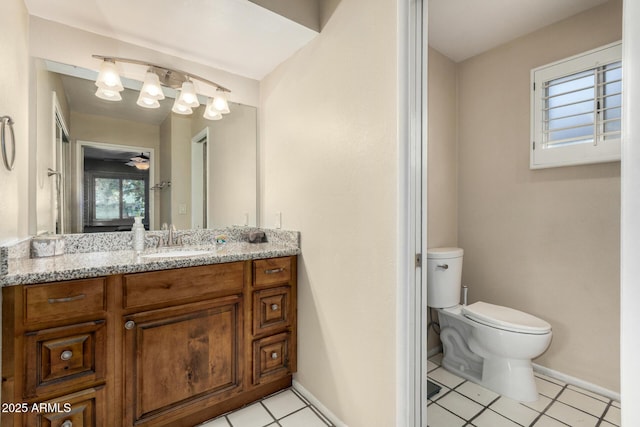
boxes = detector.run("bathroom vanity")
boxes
[1,232,298,427]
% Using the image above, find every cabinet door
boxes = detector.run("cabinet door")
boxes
[24,321,106,398]
[123,296,243,426]
[23,386,106,427]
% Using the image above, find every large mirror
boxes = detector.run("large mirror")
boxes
[33,58,257,234]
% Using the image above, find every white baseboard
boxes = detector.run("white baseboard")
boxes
[533,363,621,402]
[292,380,348,427]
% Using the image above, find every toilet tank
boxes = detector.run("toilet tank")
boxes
[427,247,464,308]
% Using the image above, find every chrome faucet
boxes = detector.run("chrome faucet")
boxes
[158,223,179,247]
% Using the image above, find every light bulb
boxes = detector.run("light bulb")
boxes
[213,90,230,114]
[177,81,200,108]
[95,60,124,91]
[140,71,164,100]
[203,98,223,120]
[172,93,193,115]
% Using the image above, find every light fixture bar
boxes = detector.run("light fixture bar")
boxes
[92,54,231,93]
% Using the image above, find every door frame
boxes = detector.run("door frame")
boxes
[75,140,155,232]
[397,0,428,426]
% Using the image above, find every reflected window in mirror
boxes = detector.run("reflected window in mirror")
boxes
[84,168,149,233]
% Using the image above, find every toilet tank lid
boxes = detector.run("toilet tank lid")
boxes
[462,301,551,334]
[427,247,463,259]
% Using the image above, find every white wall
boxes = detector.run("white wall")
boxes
[260,0,398,424]
[621,0,640,423]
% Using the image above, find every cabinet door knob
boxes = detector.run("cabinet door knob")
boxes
[61,420,73,427]
[60,350,73,361]
[271,352,279,360]
[125,320,136,330]
[271,303,279,311]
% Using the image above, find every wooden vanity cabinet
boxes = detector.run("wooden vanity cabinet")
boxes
[1,277,111,427]
[2,255,297,427]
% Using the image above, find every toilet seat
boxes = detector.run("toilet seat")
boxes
[462,301,551,335]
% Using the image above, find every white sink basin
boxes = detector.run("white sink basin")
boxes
[140,250,213,259]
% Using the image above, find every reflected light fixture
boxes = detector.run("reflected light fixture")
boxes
[126,152,151,170]
[93,55,232,121]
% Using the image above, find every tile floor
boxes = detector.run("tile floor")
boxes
[427,353,621,427]
[196,388,335,427]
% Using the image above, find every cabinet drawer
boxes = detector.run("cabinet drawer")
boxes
[24,321,106,398]
[123,262,244,309]
[253,286,291,336]
[253,332,291,384]
[24,278,106,325]
[253,257,292,288]
[23,386,106,427]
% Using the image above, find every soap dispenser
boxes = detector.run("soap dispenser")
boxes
[132,216,145,252]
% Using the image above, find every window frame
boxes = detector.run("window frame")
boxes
[530,41,622,169]
[85,170,149,227]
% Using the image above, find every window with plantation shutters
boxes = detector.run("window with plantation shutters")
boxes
[530,42,622,169]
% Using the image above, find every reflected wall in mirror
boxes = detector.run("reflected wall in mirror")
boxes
[33,58,257,234]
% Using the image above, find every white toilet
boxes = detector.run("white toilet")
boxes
[427,247,552,402]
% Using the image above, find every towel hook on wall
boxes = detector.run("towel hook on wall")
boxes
[1,115,16,171]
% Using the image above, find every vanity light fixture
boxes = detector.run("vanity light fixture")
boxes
[93,55,232,121]
[136,70,164,108]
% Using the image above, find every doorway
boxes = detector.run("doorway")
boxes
[76,141,155,232]
[191,128,209,229]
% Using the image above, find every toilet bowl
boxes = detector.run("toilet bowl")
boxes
[427,248,552,402]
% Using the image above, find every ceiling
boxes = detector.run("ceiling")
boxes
[429,0,611,62]
[24,0,318,80]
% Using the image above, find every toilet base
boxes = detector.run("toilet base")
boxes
[480,357,538,402]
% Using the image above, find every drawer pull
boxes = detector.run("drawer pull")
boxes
[271,303,279,311]
[61,420,73,427]
[271,352,279,360]
[47,294,86,304]
[60,350,73,361]
[124,320,136,330]
[264,267,285,275]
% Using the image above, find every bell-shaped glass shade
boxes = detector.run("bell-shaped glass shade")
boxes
[177,81,200,108]
[212,90,230,114]
[95,60,124,91]
[136,92,160,109]
[140,71,165,100]
[203,98,223,120]
[172,93,193,115]
[95,87,122,101]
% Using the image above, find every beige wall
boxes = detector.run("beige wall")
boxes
[427,47,458,352]
[71,112,161,230]
[0,0,29,244]
[34,63,69,235]
[428,47,458,249]
[457,0,621,391]
[260,0,398,424]
[191,103,257,228]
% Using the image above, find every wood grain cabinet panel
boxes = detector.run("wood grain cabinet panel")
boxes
[123,263,244,310]
[253,286,291,336]
[253,258,292,288]
[24,321,106,398]
[123,296,243,426]
[23,386,106,427]
[253,332,291,385]
[23,278,106,325]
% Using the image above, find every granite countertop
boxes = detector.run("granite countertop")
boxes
[0,242,300,287]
